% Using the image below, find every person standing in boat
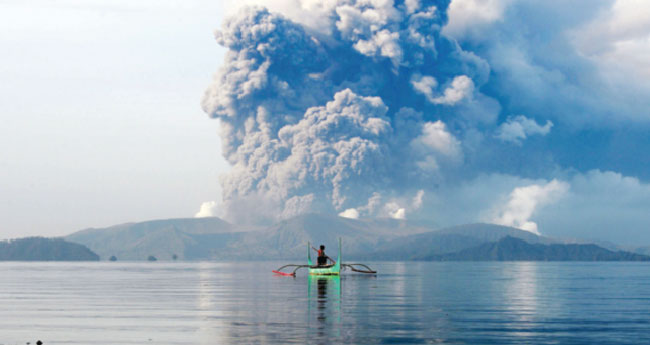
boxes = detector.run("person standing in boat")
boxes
[311,244,335,266]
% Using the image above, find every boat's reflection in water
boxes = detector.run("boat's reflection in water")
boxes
[308,275,341,342]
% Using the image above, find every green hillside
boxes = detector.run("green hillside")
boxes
[0,237,99,261]
[428,236,650,261]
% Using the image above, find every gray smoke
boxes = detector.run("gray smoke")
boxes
[202,1,506,223]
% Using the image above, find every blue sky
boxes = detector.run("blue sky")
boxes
[2,0,650,245]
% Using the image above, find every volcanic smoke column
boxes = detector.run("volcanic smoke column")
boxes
[201,1,498,224]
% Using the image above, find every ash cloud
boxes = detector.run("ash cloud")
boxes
[202,0,650,240]
[203,1,497,224]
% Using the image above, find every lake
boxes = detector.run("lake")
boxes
[1,262,650,344]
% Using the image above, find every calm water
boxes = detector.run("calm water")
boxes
[1,262,650,344]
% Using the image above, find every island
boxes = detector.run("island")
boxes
[0,237,100,261]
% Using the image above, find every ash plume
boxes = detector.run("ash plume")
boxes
[202,1,494,223]
[201,0,649,234]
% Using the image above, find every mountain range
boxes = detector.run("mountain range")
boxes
[65,213,650,262]
[428,236,650,261]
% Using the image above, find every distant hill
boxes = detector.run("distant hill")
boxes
[66,217,243,260]
[64,214,650,262]
[359,223,556,260]
[227,213,434,260]
[65,213,435,261]
[628,245,650,256]
[426,236,650,261]
[0,237,99,261]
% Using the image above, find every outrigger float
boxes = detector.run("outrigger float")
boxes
[272,238,376,276]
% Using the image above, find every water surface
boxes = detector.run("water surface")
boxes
[1,262,650,344]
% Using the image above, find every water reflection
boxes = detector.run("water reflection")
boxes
[308,275,341,343]
[504,261,539,323]
[2,262,650,344]
[491,262,543,341]
[197,262,227,343]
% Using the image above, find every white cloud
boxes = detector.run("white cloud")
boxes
[392,208,406,219]
[195,201,219,218]
[334,2,403,63]
[415,121,462,157]
[358,192,382,215]
[412,74,475,105]
[346,190,423,220]
[536,170,650,244]
[404,0,420,15]
[412,190,425,209]
[495,115,553,144]
[384,202,406,219]
[223,0,339,34]
[353,29,403,63]
[432,75,474,105]
[442,0,515,39]
[338,208,360,219]
[491,179,569,235]
[410,74,438,100]
[411,120,463,171]
[572,0,650,81]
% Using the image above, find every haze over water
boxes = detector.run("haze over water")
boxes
[2,262,650,344]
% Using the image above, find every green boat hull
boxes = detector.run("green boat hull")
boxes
[308,265,340,275]
[308,239,341,276]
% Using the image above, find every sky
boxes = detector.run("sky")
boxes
[0,0,229,238]
[2,0,650,245]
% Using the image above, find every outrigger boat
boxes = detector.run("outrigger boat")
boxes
[272,238,376,276]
